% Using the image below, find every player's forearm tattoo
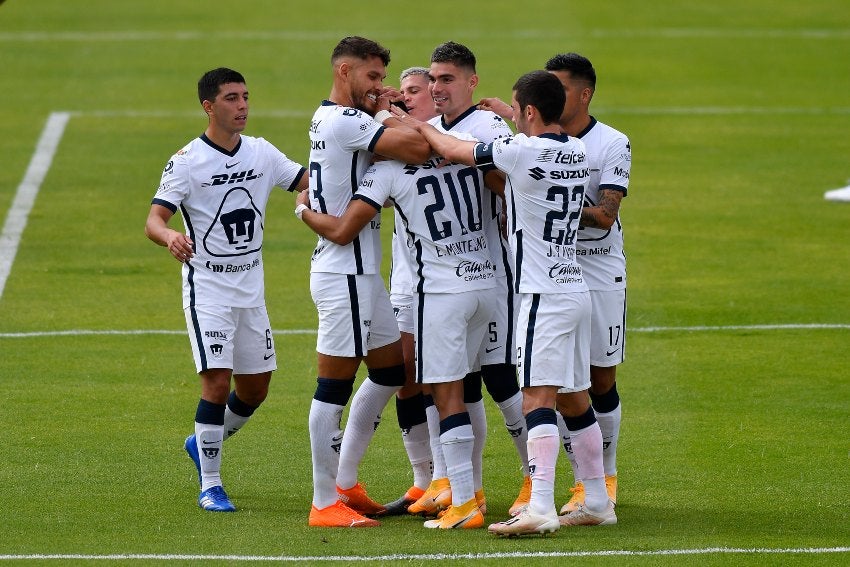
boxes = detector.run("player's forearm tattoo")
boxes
[580,189,622,229]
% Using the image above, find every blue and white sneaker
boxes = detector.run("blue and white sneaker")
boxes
[198,486,236,512]
[184,434,201,484]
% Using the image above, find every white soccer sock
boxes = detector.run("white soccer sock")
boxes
[497,391,530,476]
[195,422,224,492]
[440,423,475,506]
[223,406,249,440]
[402,422,433,489]
[466,399,487,492]
[569,422,607,512]
[594,403,621,477]
[309,398,345,509]
[337,378,399,490]
[557,410,579,484]
[425,403,447,479]
[526,423,559,515]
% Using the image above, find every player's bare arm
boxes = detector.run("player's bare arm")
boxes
[293,171,310,193]
[390,106,477,166]
[483,169,506,198]
[580,188,623,229]
[145,204,194,262]
[295,190,379,245]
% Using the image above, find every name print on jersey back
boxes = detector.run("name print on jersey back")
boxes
[355,159,496,295]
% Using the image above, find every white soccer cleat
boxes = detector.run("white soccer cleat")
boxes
[488,507,560,537]
[559,500,617,526]
[824,185,850,202]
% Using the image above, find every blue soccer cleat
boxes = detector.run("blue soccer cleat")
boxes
[184,434,201,485]
[198,486,236,512]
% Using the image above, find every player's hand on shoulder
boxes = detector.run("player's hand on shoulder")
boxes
[477,97,512,121]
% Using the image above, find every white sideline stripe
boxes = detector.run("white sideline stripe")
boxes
[2,28,850,41]
[1,323,849,339]
[0,547,848,561]
[60,107,850,118]
[0,112,70,300]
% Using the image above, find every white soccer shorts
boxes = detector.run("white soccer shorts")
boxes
[311,272,400,358]
[478,275,517,367]
[414,288,497,384]
[515,291,591,392]
[185,304,276,374]
[390,292,414,335]
[588,289,627,367]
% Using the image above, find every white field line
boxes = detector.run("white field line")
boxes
[65,107,850,118]
[0,547,848,562]
[1,324,849,339]
[1,28,850,42]
[0,112,70,300]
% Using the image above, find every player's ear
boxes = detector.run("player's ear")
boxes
[469,73,479,90]
[336,60,352,81]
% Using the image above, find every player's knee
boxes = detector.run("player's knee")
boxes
[313,377,355,405]
[396,392,427,429]
[463,371,483,403]
[368,364,406,388]
[481,363,519,402]
[589,381,620,413]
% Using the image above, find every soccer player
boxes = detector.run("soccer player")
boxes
[479,53,631,519]
[144,67,308,512]
[392,69,617,535]
[296,100,499,532]
[406,41,532,519]
[382,66,438,515]
[303,36,431,528]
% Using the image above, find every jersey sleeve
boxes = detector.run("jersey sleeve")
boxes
[600,135,631,195]
[475,135,519,176]
[331,107,386,153]
[352,163,393,211]
[151,151,190,213]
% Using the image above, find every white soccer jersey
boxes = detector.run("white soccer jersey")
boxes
[355,157,496,294]
[307,101,386,275]
[152,134,305,309]
[430,107,514,279]
[475,132,589,294]
[575,117,631,291]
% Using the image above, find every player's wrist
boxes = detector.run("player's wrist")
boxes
[374,109,392,124]
[294,203,309,220]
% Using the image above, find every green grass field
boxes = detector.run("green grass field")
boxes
[1,0,849,565]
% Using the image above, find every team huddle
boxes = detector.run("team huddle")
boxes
[145,36,631,537]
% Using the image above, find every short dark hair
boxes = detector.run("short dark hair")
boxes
[331,36,390,66]
[430,41,476,73]
[512,71,566,125]
[544,53,596,88]
[197,68,245,104]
